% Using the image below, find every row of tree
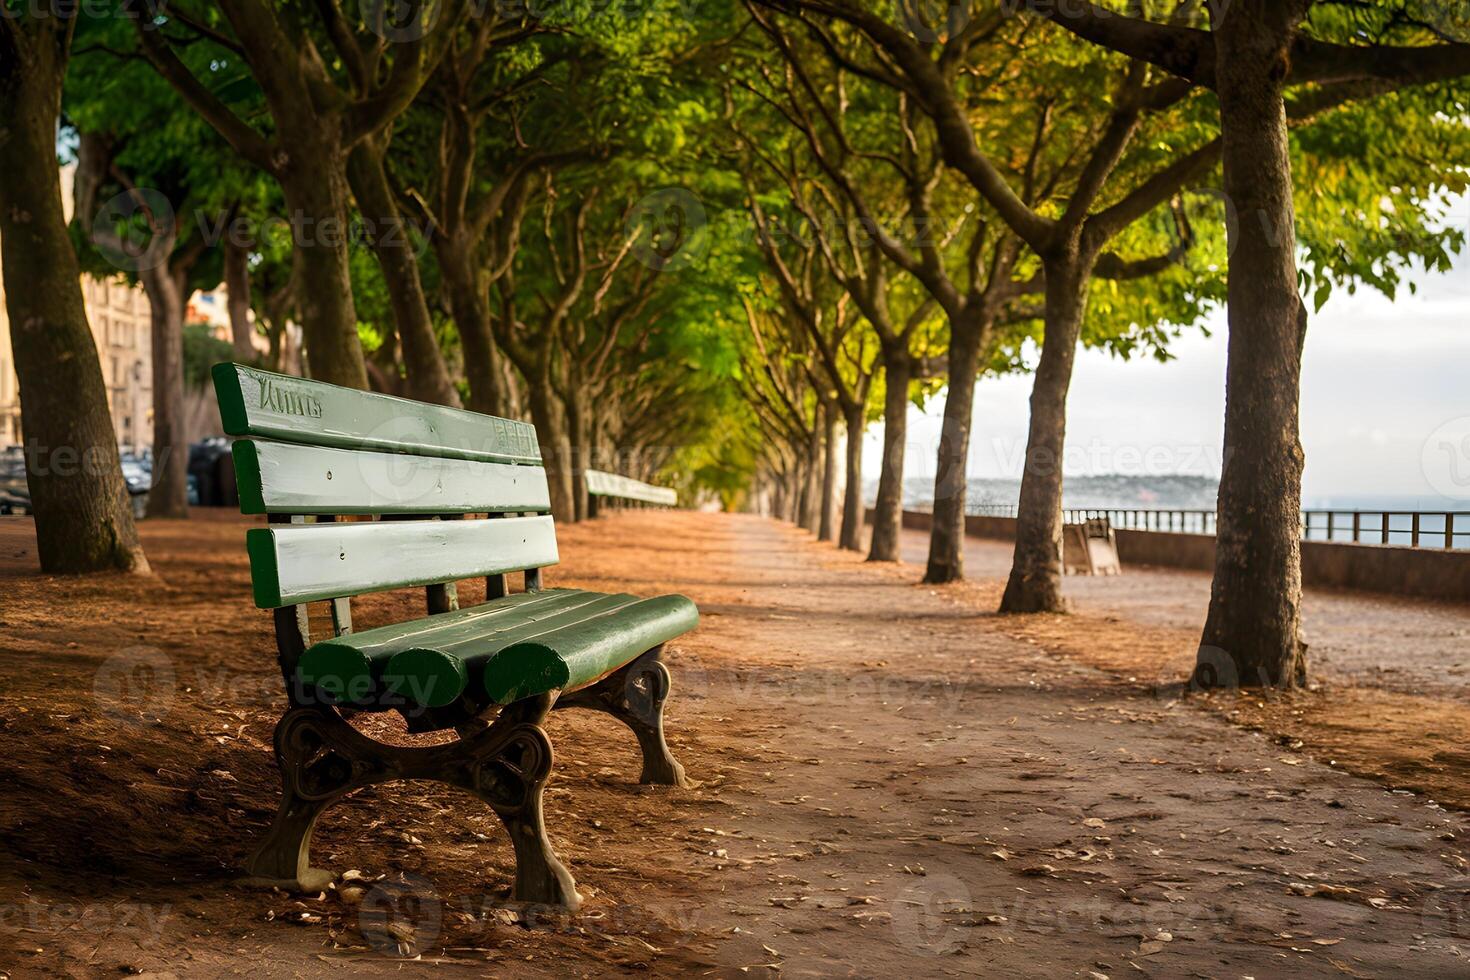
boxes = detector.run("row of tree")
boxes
[731,0,1470,688]
[2,1,1468,692]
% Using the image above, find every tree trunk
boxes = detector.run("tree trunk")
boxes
[790,468,803,523]
[346,138,460,407]
[440,247,506,416]
[276,159,368,388]
[1001,255,1092,614]
[223,232,256,362]
[868,347,911,562]
[770,469,787,520]
[265,313,285,370]
[260,268,303,377]
[818,399,839,543]
[139,264,189,520]
[1198,1,1310,689]
[839,402,866,551]
[498,352,523,417]
[799,425,820,532]
[924,311,986,583]
[773,462,791,521]
[527,377,574,523]
[0,30,148,573]
[565,382,590,523]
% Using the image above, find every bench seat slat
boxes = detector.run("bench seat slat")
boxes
[246,515,558,608]
[213,363,541,464]
[294,588,698,709]
[306,589,585,660]
[297,589,608,705]
[233,439,551,515]
[484,594,698,704]
[387,594,642,705]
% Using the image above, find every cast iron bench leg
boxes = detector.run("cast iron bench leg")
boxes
[555,646,692,788]
[474,696,581,910]
[242,708,351,893]
[242,702,581,910]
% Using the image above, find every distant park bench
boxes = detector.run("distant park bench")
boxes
[212,363,698,910]
[585,469,678,518]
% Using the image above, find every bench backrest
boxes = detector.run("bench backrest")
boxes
[213,363,558,611]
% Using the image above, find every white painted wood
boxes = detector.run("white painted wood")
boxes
[247,514,559,607]
[584,469,677,506]
[236,439,551,515]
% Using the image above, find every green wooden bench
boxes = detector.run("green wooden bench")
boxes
[213,363,698,910]
[585,469,678,518]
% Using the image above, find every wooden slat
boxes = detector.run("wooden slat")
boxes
[295,590,641,707]
[232,439,552,515]
[484,594,699,704]
[245,514,559,608]
[212,362,540,464]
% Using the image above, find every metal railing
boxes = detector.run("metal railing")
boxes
[1064,508,1218,535]
[965,505,1470,551]
[1299,510,1470,550]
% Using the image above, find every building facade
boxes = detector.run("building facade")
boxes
[1,164,157,451]
[2,166,273,452]
[0,273,154,451]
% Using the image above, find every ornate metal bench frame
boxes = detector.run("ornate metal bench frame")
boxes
[244,557,689,911]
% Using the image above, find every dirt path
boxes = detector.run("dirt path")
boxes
[897,529,1470,702]
[892,526,1470,817]
[1,512,1467,977]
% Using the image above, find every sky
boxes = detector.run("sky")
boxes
[865,200,1470,510]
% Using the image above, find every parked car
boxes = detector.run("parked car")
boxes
[0,446,151,517]
[188,437,237,507]
[0,447,27,515]
[120,451,152,518]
